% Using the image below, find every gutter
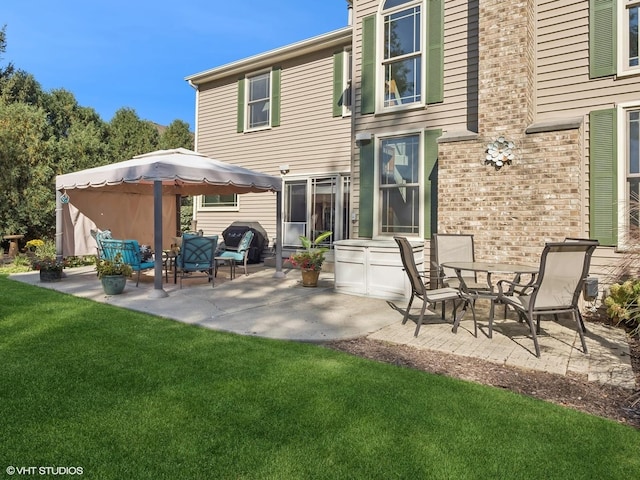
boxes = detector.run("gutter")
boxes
[185,26,352,86]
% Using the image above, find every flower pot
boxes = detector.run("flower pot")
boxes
[39,269,62,282]
[101,275,127,295]
[301,269,320,287]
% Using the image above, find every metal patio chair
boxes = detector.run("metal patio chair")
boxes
[432,233,491,315]
[494,241,598,357]
[394,236,476,337]
[174,234,218,288]
[216,229,254,277]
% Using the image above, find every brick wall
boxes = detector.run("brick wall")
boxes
[438,130,583,264]
[437,0,584,264]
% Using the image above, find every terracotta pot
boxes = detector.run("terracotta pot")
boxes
[301,269,320,287]
[101,275,126,295]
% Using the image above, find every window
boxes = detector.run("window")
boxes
[620,1,640,74]
[592,102,640,246]
[237,68,280,132]
[625,106,640,228]
[382,1,422,108]
[594,0,640,77]
[198,194,238,211]
[379,134,420,234]
[333,49,352,117]
[246,71,270,130]
[343,49,353,116]
[360,0,442,114]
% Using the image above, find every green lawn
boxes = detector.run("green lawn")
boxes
[1,275,639,479]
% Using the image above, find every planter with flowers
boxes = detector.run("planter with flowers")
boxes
[289,231,332,287]
[95,252,133,295]
[29,239,66,282]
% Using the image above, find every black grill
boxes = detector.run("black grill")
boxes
[221,221,268,264]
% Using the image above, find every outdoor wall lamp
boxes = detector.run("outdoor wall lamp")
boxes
[355,132,372,146]
[279,165,290,175]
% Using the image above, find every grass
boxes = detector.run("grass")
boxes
[1,275,639,479]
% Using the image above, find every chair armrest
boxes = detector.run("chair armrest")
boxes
[496,278,535,298]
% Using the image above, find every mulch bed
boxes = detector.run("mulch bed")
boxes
[325,326,640,429]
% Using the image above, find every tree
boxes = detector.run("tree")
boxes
[0,30,194,243]
[0,100,55,239]
[0,69,43,106]
[108,108,159,161]
[159,119,193,150]
[0,25,14,80]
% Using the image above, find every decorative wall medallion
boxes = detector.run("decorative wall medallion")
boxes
[485,137,515,169]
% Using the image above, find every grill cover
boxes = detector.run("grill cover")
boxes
[221,221,268,264]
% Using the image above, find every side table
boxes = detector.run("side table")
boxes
[215,257,235,280]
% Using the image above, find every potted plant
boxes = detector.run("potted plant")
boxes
[29,239,66,282]
[289,231,332,287]
[95,252,133,295]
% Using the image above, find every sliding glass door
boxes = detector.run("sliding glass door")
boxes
[283,175,350,247]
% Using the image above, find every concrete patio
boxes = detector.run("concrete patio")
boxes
[9,264,636,390]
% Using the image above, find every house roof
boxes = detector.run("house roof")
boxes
[185,26,352,86]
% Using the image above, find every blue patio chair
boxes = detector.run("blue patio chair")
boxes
[216,230,255,278]
[99,238,154,287]
[174,234,218,288]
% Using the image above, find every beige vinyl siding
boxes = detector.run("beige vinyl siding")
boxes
[351,0,478,238]
[536,0,640,281]
[537,0,640,119]
[194,46,352,244]
[354,0,477,134]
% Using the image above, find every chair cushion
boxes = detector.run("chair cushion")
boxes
[237,231,254,251]
[218,251,243,261]
[133,261,155,271]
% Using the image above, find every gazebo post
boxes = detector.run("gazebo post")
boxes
[149,180,169,298]
[55,190,63,262]
[273,190,285,278]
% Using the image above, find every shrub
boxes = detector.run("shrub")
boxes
[604,280,640,336]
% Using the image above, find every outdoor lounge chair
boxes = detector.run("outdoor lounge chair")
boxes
[494,241,598,357]
[174,234,218,288]
[215,230,254,277]
[394,236,476,337]
[99,238,155,287]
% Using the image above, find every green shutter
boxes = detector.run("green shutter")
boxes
[589,108,617,246]
[333,51,344,117]
[236,78,245,133]
[426,0,444,104]
[589,0,616,79]
[424,129,441,239]
[271,67,281,127]
[359,141,375,238]
[361,15,376,115]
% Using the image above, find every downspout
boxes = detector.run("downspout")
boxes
[188,79,200,229]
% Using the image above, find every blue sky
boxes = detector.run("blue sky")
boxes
[2,1,349,129]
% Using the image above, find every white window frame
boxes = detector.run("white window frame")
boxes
[377,0,425,113]
[618,0,640,76]
[195,194,239,212]
[373,131,423,239]
[342,48,353,117]
[245,70,272,131]
[617,100,640,246]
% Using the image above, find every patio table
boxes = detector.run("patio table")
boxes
[441,261,538,335]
